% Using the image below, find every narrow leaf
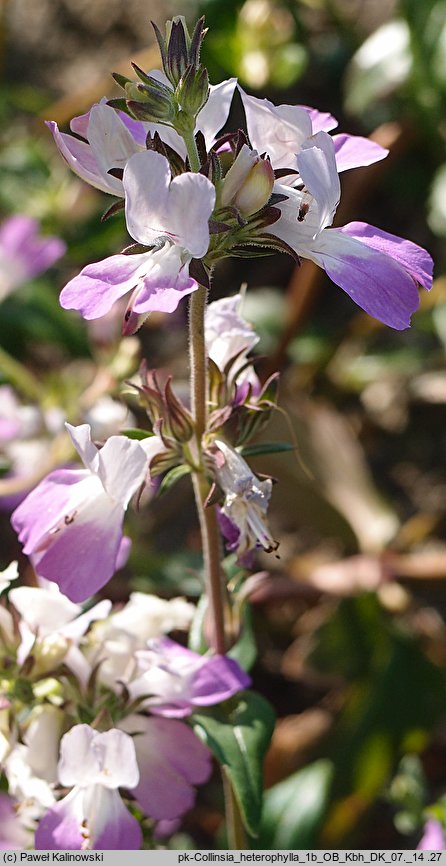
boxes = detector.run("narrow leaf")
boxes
[121,428,155,441]
[157,463,191,497]
[240,442,296,458]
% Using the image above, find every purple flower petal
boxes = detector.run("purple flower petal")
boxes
[70,102,148,148]
[418,818,446,850]
[120,715,212,821]
[11,468,90,556]
[307,226,423,329]
[35,792,84,850]
[332,133,388,172]
[87,104,140,177]
[36,787,142,850]
[134,637,251,717]
[128,250,197,316]
[188,654,251,706]
[60,252,152,319]
[46,122,122,196]
[300,105,338,132]
[340,221,433,291]
[91,789,142,850]
[0,215,65,284]
[239,87,312,172]
[32,494,124,602]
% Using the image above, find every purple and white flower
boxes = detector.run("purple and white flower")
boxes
[120,714,212,822]
[59,150,215,334]
[129,637,251,717]
[35,725,142,850]
[205,292,260,398]
[239,87,389,175]
[47,78,236,196]
[11,423,150,602]
[9,583,111,683]
[213,439,278,556]
[267,131,433,328]
[0,215,65,302]
[86,592,195,690]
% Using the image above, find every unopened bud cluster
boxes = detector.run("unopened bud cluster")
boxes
[112,17,209,134]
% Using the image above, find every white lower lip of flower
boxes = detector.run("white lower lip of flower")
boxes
[214,439,279,554]
[225,492,278,553]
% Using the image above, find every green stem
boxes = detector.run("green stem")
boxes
[223,772,248,849]
[0,345,41,401]
[182,127,201,173]
[188,286,227,655]
[184,124,246,848]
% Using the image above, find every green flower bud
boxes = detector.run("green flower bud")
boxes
[176,64,209,117]
[222,145,275,217]
[125,79,175,123]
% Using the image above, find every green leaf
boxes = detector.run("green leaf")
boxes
[256,760,333,849]
[228,606,257,672]
[192,691,276,836]
[157,463,191,497]
[240,442,295,458]
[188,595,208,655]
[121,428,155,440]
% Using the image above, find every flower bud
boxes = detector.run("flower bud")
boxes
[153,17,207,88]
[164,378,195,443]
[222,145,274,217]
[176,64,209,118]
[125,79,175,124]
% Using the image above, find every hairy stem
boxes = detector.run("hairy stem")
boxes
[182,127,201,173]
[184,125,245,847]
[188,286,227,655]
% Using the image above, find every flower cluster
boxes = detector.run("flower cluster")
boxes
[0,574,249,849]
[48,36,432,334]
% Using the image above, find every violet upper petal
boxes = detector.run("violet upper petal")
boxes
[189,654,251,705]
[45,122,122,196]
[332,133,388,172]
[11,468,91,556]
[239,87,312,171]
[34,494,124,602]
[301,105,338,132]
[87,103,141,176]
